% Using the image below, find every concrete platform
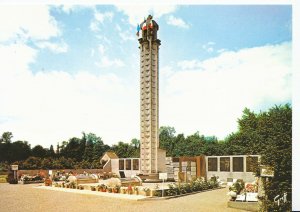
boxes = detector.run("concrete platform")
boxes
[227,201,258,211]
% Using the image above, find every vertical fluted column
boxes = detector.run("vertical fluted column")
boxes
[140,38,160,174]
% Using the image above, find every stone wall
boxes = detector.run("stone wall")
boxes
[17,169,103,178]
[206,155,260,183]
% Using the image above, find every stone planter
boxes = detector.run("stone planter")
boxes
[228,191,237,201]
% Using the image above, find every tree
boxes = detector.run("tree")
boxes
[10,141,31,162]
[130,138,140,158]
[172,133,186,156]
[92,136,107,161]
[0,132,14,162]
[130,138,140,149]
[48,145,55,158]
[111,141,136,158]
[257,105,292,211]
[60,137,82,161]
[159,126,176,156]
[32,145,47,158]
[225,105,292,211]
[21,157,42,169]
[0,132,13,143]
[82,133,94,162]
[56,143,60,156]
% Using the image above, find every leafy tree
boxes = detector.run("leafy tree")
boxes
[21,157,42,169]
[0,132,14,162]
[60,137,82,161]
[111,141,136,158]
[257,105,292,211]
[159,126,176,156]
[10,141,31,161]
[56,143,60,156]
[31,145,47,158]
[92,136,107,161]
[130,138,140,158]
[0,132,13,143]
[47,145,55,158]
[172,133,186,156]
[226,105,292,211]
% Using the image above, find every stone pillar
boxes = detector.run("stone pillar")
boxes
[138,17,161,174]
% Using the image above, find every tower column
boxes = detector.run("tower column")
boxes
[139,16,161,174]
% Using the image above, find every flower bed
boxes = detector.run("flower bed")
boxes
[153,178,220,197]
[21,175,44,184]
[227,180,258,202]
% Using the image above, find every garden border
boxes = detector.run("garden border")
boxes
[138,186,226,201]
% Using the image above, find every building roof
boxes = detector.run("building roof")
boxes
[103,151,118,159]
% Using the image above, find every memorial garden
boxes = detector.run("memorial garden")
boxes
[0,104,292,211]
[0,4,293,211]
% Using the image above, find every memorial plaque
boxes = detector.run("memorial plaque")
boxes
[208,158,218,171]
[220,157,230,172]
[233,157,244,172]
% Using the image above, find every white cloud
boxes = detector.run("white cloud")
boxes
[177,60,202,70]
[95,56,125,68]
[0,43,138,147]
[90,11,114,32]
[116,5,177,26]
[166,15,189,29]
[115,24,135,41]
[98,44,106,55]
[36,40,68,53]
[160,42,291,139]
[58,5,94,14]
[0,5,60,42]
[217,48,226,54]
[95,11,114,23]
[94,44,125,68]
[119,30,135,42]
[202,41,216,53]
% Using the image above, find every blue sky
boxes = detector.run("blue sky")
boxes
[30,5,292,76]
[0,4,292,147]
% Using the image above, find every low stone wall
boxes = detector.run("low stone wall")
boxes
[77,178,98,184]
[227,201,258,212]
[17,169,103,178]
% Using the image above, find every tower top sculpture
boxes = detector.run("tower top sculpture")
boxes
[137,15,160,43]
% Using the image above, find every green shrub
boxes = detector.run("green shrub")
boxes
[166,184,177,196]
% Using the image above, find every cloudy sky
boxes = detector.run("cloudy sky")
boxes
[0,4,293,148]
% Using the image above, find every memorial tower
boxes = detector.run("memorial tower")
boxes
[137,15,164,174]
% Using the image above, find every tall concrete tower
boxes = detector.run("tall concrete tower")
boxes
[138,15,164,175]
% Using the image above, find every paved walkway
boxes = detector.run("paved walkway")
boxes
[0,183,246,212]
[36,185,147,200]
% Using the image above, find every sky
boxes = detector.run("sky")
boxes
[0,4,293,148]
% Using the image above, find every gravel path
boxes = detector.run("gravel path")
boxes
[0,183,246,212]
